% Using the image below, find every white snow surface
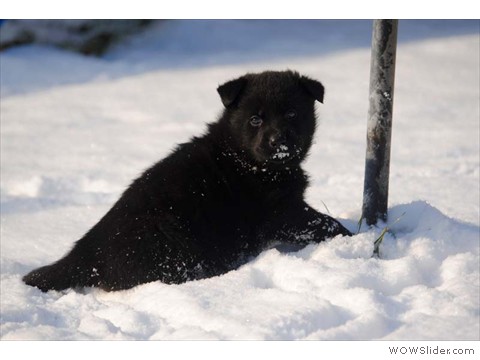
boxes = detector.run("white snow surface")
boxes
[1,20,479,340]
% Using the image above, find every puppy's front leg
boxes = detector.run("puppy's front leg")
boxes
[290,203,351,243]
[259,202,351,246]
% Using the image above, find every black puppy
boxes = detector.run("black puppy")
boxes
[23,70,351,292]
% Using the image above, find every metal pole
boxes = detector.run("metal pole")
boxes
[362,20,398,226]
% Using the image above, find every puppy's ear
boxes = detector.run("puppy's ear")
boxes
[300,76,325,103]
[217,76,247,107]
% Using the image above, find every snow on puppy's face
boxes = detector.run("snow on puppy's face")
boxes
[217,71,324,166]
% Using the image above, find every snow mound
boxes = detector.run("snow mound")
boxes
[1,201,478,340]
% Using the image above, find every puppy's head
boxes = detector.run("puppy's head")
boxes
[217,70,324,167]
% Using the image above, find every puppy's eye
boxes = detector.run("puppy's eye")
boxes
[249,115,263,127]
[285,110,297,119]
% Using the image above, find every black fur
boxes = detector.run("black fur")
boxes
[23,70,351,292]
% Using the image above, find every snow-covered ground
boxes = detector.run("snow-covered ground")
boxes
[1,20,479,340]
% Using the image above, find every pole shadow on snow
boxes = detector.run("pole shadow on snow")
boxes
[1,20,478,97]
[102,20,478,68]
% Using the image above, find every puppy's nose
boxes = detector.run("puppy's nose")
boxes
[269,133,287,149]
